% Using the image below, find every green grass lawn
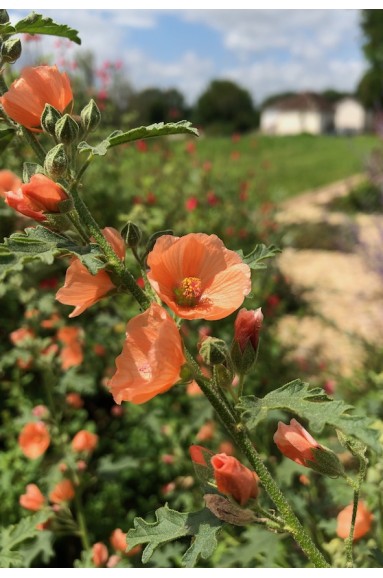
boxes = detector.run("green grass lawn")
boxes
[187,133,379,203]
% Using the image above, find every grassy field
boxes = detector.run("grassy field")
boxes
[179,133,379,202]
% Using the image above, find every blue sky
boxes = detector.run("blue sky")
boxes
[8,9,368,106]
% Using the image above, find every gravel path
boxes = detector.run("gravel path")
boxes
[274,174,383,379]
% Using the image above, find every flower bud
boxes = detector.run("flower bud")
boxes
[41,104,62,136]
[44,144,68,180]
[231,308,263,375]
[5,174,69,222]
[274,419,345,478]
[211,453,259,506]
[81,99,101,132]
[0,9,10,24]
[55,113,79,145]
[1,38,22,63]
[199,337,228,366]
[121,221,142,249]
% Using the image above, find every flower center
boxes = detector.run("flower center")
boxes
[174,277,202,307]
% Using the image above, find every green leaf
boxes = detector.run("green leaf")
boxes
[77,138,110,157]
[219,525,286,568]
[127,505,223,568]
[236,244,281,270]
[98,455,140,477]
[18,531,54,568]
[0,510,51,564]
[108,121,199,148]
[0,226,106,280]
[14,12,81,44]
[237,379,381,452]
[0,128,15,154]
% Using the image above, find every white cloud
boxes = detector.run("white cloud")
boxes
[6,9,367,106]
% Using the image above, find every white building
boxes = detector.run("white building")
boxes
[260,93,334,136]
[334,97,370,134]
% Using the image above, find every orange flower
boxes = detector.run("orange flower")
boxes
[92,542,108,567]
[110,528,127,552]
[19,484,45,511]
[273,419,321,467]
[71,430,98,453]
[66,392,84,408]
[5,174,68,222]
[10,327,35,345]
[211,453,259,506]
[57,326,83,369]
[56,227,125,317]
[107,303,186,404]
[196,421,215,442]
[336,501,373,540]
[18,422,50,459]
[0,169,21,197]
[146,233,251,320]
[1,65,73,131]
[49,479,75,504]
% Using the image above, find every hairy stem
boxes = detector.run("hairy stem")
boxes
[186,349,330,568]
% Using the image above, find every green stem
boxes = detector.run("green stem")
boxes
[187,351,329,568]
[344,456,368,568]
[73,485,91,551]
[69,186,149,309]
[21,127,47,165]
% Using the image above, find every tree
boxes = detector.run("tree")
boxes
[194,79,258,134]
[129,88,189,126]
[357,10,383,109]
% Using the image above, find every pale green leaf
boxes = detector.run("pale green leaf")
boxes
[236,244,281,270]
[0,226,106,279]
[127,505,223,568]
[108,121,199,148]
[18,531,54,568]
[237,379,380,452]
[14,12,81,44]
[0,511,51,557]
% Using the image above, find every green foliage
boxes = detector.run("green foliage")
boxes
[0,511,51,568]
[129,88,189,126]
[218,525,286,568]
[357,10,383,108]
[0,12,81,44]
[236,244,281,270]
[194,79,257,134]
[0,226,106,280]
[237,379,380,452]
[127,505,223,568]
[0,128,15,154]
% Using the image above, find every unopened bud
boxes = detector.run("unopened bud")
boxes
[214,364,234,390]
[121,221,142,249]
[44,144,68,179]
[199,337,228,366]
[1,38,22,63]
[81,99,101,132]
[231,308,263,375]
[41,104,62,136]
[0,10,10,24]
[55,114,79,145]
[309,447,346,478]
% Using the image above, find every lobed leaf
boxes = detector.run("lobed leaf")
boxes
[236,244,281,270]
[14,12,81,44]
[237,379,380,452]
[0,510,51,566]
[127,504,223,568]
[0,226,106,280]
[107,121,199,148]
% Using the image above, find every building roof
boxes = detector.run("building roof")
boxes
[268,92,333,113]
